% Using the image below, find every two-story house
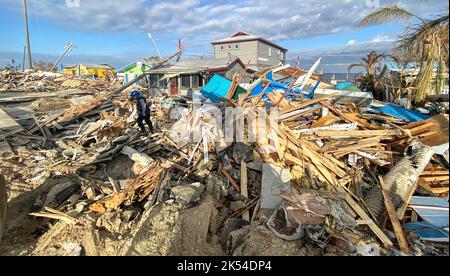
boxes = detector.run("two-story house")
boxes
[211,31,288,71]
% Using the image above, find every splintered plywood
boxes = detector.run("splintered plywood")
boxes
[421,114,449,147]
[0,107,24,138]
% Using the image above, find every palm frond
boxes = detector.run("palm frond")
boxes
[392,14,450,100]
[398,15,449,52]
[348,64,366,73]
[358,5,419,27]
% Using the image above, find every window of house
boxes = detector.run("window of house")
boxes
[181,75,191,88]
[149,74,159,87]
[220,45,225,51]
[160,76,168,88]
[192,75,200,88]
[204,74,212,84]
[234,44,240,50]
[228,44,233,50]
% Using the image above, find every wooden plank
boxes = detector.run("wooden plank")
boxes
[32,115,47,138]
[314,129,405,138]
[240,161,250,222]
[326,137,382,155]
[344,193,394,247]
[397,182,419,220]
[300,143,337,185]
[420,176,449,182]
[379,177,410,254]
[344,112,381,130]
[319,101,365,128]
[422,171,450,176]
[222,168,241,193]
[251,198,261,223]
[279,93,338,115]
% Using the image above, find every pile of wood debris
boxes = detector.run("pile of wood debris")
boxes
[0,68,448,256]
[0,69,120,93]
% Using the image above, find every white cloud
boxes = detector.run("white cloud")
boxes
[347,40,357,46]
[372,34,395,43]
[1,0,446,44]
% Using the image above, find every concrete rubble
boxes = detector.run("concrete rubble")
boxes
[0,65,448,257]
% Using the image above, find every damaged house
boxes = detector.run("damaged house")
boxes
[63,64,116,80]
[145,57,254,96]
[211,31,288,71]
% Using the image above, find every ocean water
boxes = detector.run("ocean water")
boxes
[322,73,359,83]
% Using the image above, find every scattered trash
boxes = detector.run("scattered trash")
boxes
[0,60,448,256]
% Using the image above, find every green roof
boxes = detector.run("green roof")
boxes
[117,62,151,74]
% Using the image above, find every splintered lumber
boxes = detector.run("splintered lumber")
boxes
[274,72,302,107]
[226,74,240,100]
[222,168,241,193]
[268,90,292,109]
[279,93,338,115]
[342,112,381,130]
[29,207,78,224]
[56,95,107,124]
[90,165,165,214]
[313,129,405,138]
[241,161,250,221]
[418,168,449,194]
[379,177,410,254]
[420,175,449,182]
[344,193,394,247]
[325,137,382,156]
[402,114,449,147]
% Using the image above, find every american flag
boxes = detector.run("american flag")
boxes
[178,37,185,52]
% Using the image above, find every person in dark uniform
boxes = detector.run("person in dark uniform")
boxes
[130,91,154,134]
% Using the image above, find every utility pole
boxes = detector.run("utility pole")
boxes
[51,43,75,72]
[147,33,163,59]
[22,45,26,71]
[22,0,32,69]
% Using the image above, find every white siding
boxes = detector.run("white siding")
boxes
[257,41,285,69]
[214,41,258,66]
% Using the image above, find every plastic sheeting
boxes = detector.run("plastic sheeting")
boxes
[371,104,430,123]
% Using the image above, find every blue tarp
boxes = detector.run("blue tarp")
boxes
[371,104,430,123]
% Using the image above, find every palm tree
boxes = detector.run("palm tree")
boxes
[347,51,386,99]
[359,5,449,101]
[347,51,386,77]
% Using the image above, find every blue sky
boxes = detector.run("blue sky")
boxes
[0,0,448,72]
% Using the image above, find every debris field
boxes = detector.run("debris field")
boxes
[0,66,448,256]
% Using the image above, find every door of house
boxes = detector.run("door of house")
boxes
[169,78,178,96]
